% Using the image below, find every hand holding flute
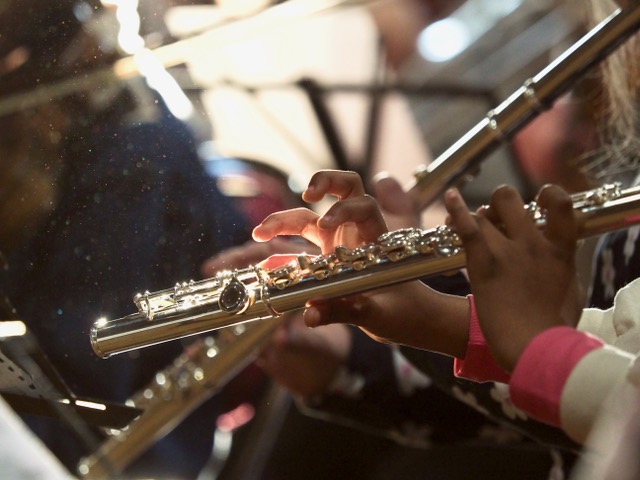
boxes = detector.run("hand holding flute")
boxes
[443,184,585,372]
[202,172,455,400]
[202,238,353,400]
[251,170,472,358]
[91,169,640,359]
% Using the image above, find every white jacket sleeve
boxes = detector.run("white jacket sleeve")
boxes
[559,279,640,442]
[577,278,640,351]
[569,356,640,479]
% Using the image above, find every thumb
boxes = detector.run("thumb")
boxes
[303,297,359,328]
[372,173,413,216]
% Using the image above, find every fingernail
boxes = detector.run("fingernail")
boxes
[320,214,335,227]
[304,308,320,328]
[252,225,266,242]
[445,188,460,202]
[372,171,390,182]
[302,185,316,201]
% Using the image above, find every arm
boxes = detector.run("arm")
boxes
[445,184,640,444]
[521,278,640,443]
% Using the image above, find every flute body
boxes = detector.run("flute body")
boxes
[91,183,640,358]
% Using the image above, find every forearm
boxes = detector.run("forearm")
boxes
[454,296,510,383]
[455,295,636,444]
[388,281,470,359]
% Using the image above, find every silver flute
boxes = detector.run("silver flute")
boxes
[91,183,640,358]
[406,1,640,209]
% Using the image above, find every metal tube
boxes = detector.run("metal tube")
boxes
[91,185,640,358]
[406,3,640,209]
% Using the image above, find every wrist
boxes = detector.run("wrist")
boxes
[454,294,510,383]
[390,281,469,357]
[509,327,604,427]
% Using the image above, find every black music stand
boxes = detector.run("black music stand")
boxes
[0,321,141,430]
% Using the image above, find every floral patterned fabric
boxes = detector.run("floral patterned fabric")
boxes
[305,273,580,478]
[307,225,640,478]
[590,226,640,310]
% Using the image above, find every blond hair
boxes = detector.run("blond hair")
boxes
[578,0,640,183]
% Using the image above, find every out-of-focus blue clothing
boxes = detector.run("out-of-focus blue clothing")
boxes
[1,98,251,478]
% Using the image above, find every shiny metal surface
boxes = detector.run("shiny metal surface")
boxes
[91,183,640,358]
[405,2,640,209]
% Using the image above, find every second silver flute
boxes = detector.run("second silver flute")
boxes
[92,183,640,358]
[406,2,640,209]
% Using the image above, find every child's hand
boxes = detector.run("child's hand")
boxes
[252,170,388,253]
[445,184,585,372]
[253,169,470,356]
[200,237,314,277]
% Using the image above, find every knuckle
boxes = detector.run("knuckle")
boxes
[455,219,480,241]
[362,193,378,206]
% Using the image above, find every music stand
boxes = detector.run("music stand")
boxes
[0,321,141,430]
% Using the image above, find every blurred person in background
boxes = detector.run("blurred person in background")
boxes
[0,1,255,477]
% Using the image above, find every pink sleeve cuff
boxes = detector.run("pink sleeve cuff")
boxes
[510,327,604,427]
[453,295,510,383]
